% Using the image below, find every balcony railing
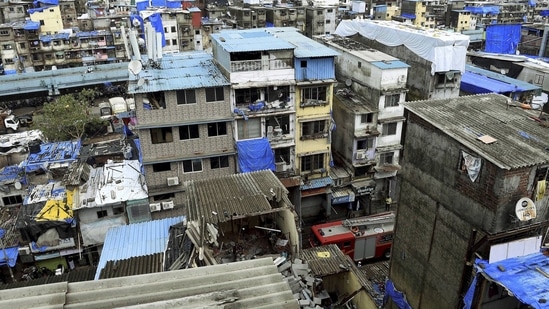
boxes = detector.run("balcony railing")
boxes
[230,58,292,72]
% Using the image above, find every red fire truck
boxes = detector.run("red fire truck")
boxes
[309,212,395,262]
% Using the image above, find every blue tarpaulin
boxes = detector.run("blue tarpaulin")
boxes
[0,246,19,267]
[461,71,520,94]
[136,0,148,12]
[541,10,549,16]
[463,275,477,309]
[167,0,180,8]
[33,0,58,5]
[384,280,412,309]
[151,0,166,7]
[147,13,166,47]
[485,24,521,54]
[529,0,536,6]
[464,6,500,15]
[23,20,40,30]
[236,138,275,173]
[401,13,416,19]
[474,252,549,309]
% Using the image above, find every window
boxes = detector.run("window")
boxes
[358,61,361,68]
[152,162,171,172]
[357,138,374,150]
[19,42,26,49]
[380,152,394,164]
[40,20,45,26]
[146,92,166,109]
[237,118,261,139]
[177,89,196,104]
[0,30,9,36]
[127,203,151,223]
[361,113,373,123]
[235,88,260,104]
[210,156,229,169]
[179,125,199,140]
[301,153,324,172]
[385,94,400,107]
[171,26,176,32]
[301,120,326,139]
[113,207,124,215]
[183,159,202,173]
[343,241,351,248]
[302,86,327,105]
[205,87,224,102]
[301,60,307,68]
[2,195,22,206]
[152,193,175,201]
[534,74,544,86]
[3,58,13,64]
[97,210,108,218]
[172,39,177,45]
[2,44,12,50]
[208,122,227,137]
[150,127,173,144]
[382,123,397,136]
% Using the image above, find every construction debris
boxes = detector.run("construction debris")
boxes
[274,258,333,308]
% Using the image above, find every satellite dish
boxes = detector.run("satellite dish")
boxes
[128,60,142,76]
[515,197,537,221]
[14,182,21,190]
[137,78,145,87]
[345,79,353,87]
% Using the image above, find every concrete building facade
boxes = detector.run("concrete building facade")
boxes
[389,93,549,309]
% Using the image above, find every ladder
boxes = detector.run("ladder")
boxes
[342,212,395,227]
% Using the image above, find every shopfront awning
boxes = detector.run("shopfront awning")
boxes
[330,187,355,205]
[351,179,376,196]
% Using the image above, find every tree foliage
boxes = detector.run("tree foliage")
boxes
[35,92,105,141]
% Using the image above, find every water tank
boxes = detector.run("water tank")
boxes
[29,140,41,154]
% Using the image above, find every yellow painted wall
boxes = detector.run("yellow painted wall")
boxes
[294,84,333,175]
[29,6,63,33]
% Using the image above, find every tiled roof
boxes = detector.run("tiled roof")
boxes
[402,93,549,169]
[94,216,185,280]
[186,170,292,224]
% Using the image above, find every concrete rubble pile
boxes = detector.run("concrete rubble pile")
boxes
[274,256,331,309]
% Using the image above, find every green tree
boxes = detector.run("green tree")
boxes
[35,93,105,141]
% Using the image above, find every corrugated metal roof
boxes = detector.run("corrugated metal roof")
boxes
[186,170,292,225]
[99,253,164,279]
[371,60,410,69]
[0,258,299,309]
[300,176,332,190]
[402,93,549,169]
[265,27,339,58]
[127,51,230,94]
[94,216,185,280]
[211,29,295,53]
[0,266,97,290]
[300,244,353,277]
[465,64,540,92]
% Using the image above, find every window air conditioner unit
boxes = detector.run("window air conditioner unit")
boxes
[167,176,179,186]
[355,150,367,160]
[149,203,162,212]
[162,200,174,210]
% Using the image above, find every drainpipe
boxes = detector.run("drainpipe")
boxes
[538,25,549,57]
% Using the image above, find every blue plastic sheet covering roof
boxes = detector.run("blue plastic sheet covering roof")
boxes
[94,216,185,280]
[0,165,24,185]
[21,140,80,173]
[211,29,296,53]
[127,52,230,94]
[464,6,500,15]
[300,176,332,190]
[466,252,549,309]
[529,0,536,6]
[76,31,106,38]
[462,64,540,94]
[39,32,70,43]
[33,0,58,6]
[0,247,19,268]
[236,138,275,173]
[23,20,40,30]
[264,28,339,58]
[485,24,521,54]
[136,0,147,12]
[401,13,416,19]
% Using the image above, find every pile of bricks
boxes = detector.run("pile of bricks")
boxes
[274,256,331,308]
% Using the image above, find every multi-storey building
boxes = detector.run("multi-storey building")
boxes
[305,6,338,37]
[318,35,408,215]
[400,0,437,28]
[388,93,549,308]
[127,51,235,218]
[335,19,469,101]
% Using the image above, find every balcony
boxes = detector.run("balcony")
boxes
[230,58,292,72]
